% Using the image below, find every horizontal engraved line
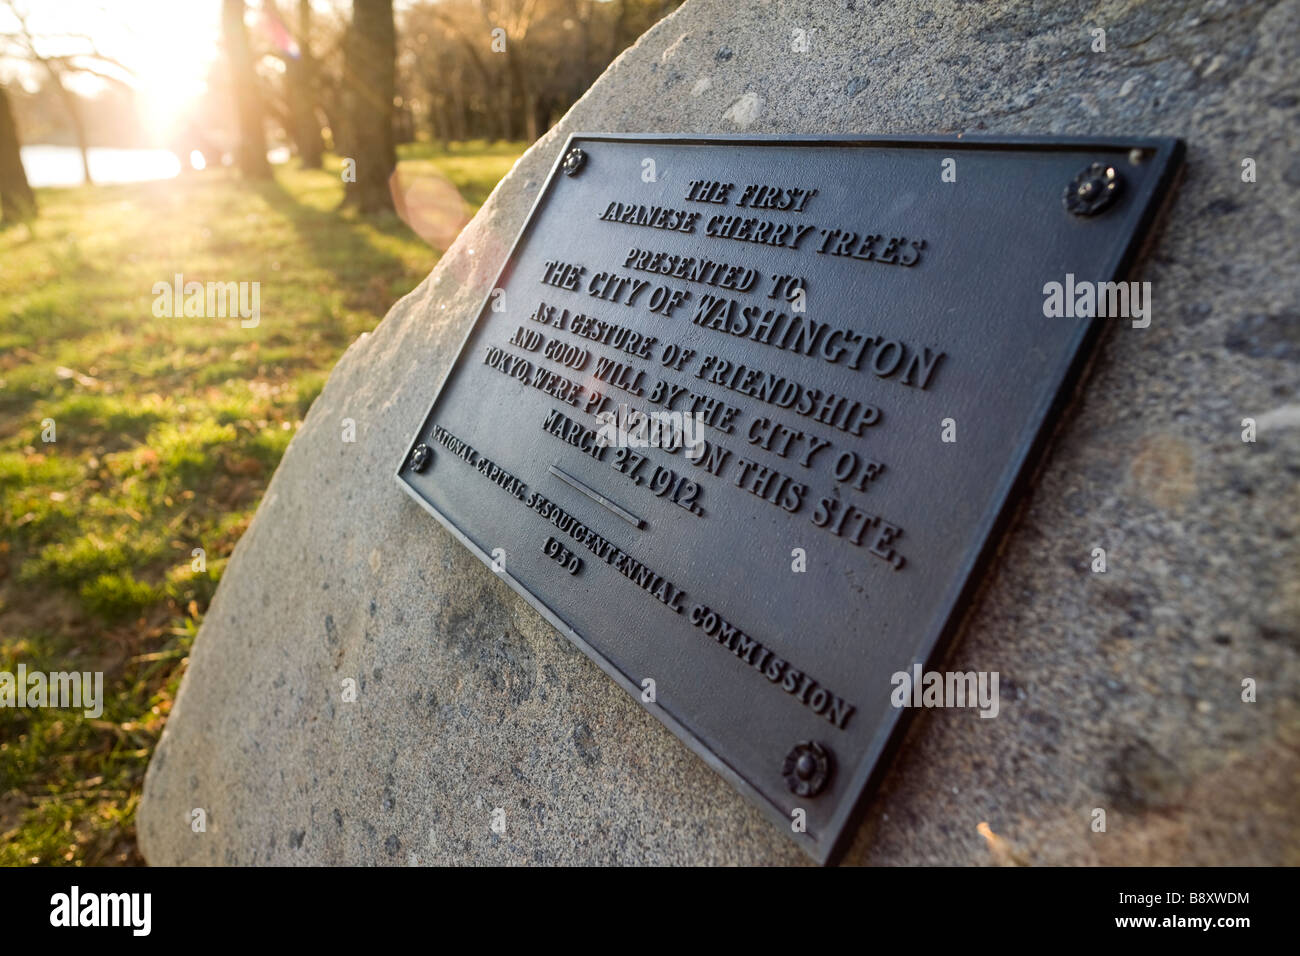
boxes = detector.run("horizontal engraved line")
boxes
[547,464,644,529]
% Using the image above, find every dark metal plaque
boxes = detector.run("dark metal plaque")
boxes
[396,134,1183,863]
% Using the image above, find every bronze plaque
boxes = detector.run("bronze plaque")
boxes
[397,134,1183,863]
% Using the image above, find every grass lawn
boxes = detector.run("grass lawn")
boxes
[0,141,525,865]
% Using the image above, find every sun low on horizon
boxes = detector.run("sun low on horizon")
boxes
[1,0,223,141]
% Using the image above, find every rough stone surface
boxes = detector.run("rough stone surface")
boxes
[140,0,1300,865]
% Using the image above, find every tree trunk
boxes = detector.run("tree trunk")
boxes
[342,0,395,213]
[290,0,324,168]
[37,60,92,185]
[533,96,550,140]
[223,0,271,179]
[503,35,535,143]
[608,0,627,65]
[0,84,36,223]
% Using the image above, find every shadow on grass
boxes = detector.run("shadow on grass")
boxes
[256,174,428,318]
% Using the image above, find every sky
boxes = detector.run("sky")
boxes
[0,0,436,142]
[1,0,226,138]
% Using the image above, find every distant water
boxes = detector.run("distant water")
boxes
[21,145,183,187]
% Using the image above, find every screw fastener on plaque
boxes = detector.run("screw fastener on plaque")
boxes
[783,741,832,797]
[562,148,587,177]
[409,443,431,472]
[1064,162,1123,216]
